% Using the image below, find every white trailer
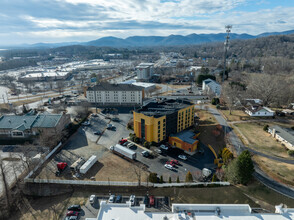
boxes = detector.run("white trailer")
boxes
[202,168,212,178]
[110,144,136,160]
[79,155,97,174]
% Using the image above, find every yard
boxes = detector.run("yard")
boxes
[234,122,294,159]
[220,109,253,122]
[253,155,294,186]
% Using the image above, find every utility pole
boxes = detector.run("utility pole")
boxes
[222,25,232,82]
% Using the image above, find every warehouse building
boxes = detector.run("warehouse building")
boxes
[86,82,144,106]
[133,99,197,152]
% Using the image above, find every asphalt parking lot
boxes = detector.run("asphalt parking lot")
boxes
[129,141,216,182]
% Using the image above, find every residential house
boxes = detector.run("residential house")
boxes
[245,106,274,117]
[268,125,294,150]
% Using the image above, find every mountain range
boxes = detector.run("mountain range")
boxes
[3,29,294,49]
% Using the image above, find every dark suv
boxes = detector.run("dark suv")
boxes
[67,205,81,212]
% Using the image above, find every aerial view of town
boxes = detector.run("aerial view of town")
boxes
[0,1,294,220]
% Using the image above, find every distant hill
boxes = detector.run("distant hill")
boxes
[2,29,294,49]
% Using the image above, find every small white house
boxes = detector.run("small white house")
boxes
[268,125,294,150]
[245,106,274,117]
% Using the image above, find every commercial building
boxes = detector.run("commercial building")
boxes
[120,80,156,93]
[169,130,200,152]
[268,125,294,150]
[202,79,221,97]
[86,201,294,220]
[133,99,197,152]
[0,113,71,141]
[19,71,70,81]
[136,63,154,80]
[86,83,144,106]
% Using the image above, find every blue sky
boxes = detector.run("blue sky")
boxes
[1,0,294,45]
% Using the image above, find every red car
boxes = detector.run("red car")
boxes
[66,211,79,216]
[119,139,128,145]
[171,160,179,165]
[149,196,155,207]
[165,161,176,167]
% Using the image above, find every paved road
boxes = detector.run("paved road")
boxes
[196,105,294,199]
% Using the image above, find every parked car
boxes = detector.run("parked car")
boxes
[91,113,99,117]
[66,211,79,216]
[94,131,102,135]
[160,144,168,150]
[165,161,176,167]
[64,216,78,220]
[127,143,135,148]
[155,149,162,154]
[143,195,149,206]
[129,195,136,206]
[178,154,187,160]
[108,195,115,203]
[112,117,120,122]
[122,141,130,147]
[89,195,96,204]
[67,205,81,212]
[115,195,122,203]
[171,160,179,165]
[142,151,150,157]
[149,196,155,207]
[81,121,90,126]
[119,138,128,145]
[164,164,174,170]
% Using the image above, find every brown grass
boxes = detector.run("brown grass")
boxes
[234,122,293,159]
[253,155,294,186]
[220,110,252,121]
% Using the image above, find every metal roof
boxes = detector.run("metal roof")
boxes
[170,130,199,145]
[269,125,294,145]
[0,114,63,130]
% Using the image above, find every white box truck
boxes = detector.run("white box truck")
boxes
[79,155,97,174]
[110,144,136,160]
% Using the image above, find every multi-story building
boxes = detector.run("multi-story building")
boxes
[86,83,144,106]
[202,78,221,97]
[133,99,198,152]
[136,63,154,80]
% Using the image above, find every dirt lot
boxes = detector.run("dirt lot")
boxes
[234,122,294,159]
[197,109,226,154]
[253,155,294,186]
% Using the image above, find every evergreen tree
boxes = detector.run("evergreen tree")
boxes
[185,171,193,182]
[237,150,254,185]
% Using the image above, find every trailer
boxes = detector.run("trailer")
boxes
[70,157,86,172]
[80,155,97,174]
[110,144,136,160]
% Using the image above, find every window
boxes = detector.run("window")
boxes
[158,121,161,125]
[158,126,160,129]
[158,134,160,138]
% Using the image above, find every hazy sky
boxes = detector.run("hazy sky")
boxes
[1,0,294,45]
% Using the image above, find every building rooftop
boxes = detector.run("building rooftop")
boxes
[170,130,199,145]
[91,202,294,220]
[87,82,143,92]
[135,99,193,118]
[0,114,63,130]
[269,125,294,145]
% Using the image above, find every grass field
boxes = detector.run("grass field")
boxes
[253,155,294,186]
[234,122,293,159]
[220,110,252,121]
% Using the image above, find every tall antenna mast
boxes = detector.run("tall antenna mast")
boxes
[222,25,232,82]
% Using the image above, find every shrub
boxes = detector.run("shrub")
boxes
[160,175,164,183]
[168,177,172,183]
[216,104,220,109]
[176,176,180,183]
[211,174,217,182]
[288,150,294,156]
[143,141,150,149]
[185,171,193,182]
[291,126,294,130]
[149,173,158,183]
[211,98,220,105]
[134,137,140,143]
[263,124,269,131]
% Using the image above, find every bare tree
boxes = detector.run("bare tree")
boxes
[133,165,143,186]
[221,81,245,115]
[0,156,11,208]
[56,81,65,94]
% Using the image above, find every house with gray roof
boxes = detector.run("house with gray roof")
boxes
[268,125,294,150]
[0,113,70,142]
